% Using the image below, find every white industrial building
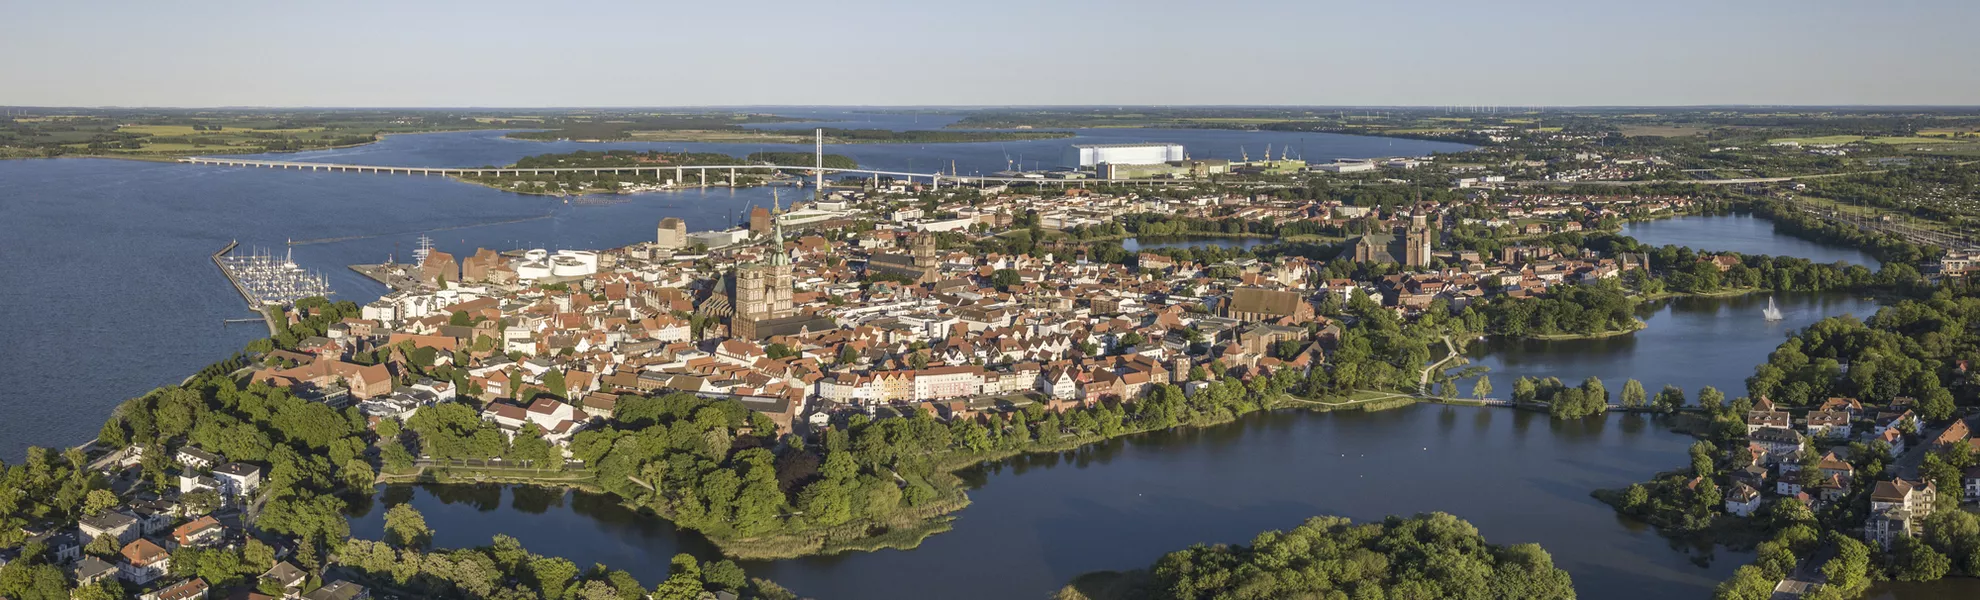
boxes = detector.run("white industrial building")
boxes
[1062,143,1185,168]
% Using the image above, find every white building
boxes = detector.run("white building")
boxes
[212,463,262,499]
[1063,143,1185,168]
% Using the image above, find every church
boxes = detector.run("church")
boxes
[867,233,941,284]
[1341,214,1433,267]
[729,194,833,339]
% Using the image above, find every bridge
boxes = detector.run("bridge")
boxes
[176,156,1189,187]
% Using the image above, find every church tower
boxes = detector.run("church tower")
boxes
[911,233,938,271]
[1403,214,1432,267]
[731,190,797,339]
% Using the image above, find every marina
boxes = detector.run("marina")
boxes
[211,240,334,308]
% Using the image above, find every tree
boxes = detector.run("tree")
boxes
[1892,535,1951,582]
[82,489,118,516]
[97,419,128,449]
[383,504,432,549]
[1698,386,1725,411]
[1655,384,1686,412]
[652,554,705,600]
[990,268,1021,290]
[1609,378,1644,410]
[1689,441,1718,477]
[1473,375,1493,401]
[85,533,120,557]
[1714,565,1777,600]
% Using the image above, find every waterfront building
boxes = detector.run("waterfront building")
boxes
[656,217,687,249]
[1062,143,1185,168]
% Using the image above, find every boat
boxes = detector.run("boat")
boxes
[1762,296,1784,321]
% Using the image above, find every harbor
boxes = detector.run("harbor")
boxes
[211,240,334,309]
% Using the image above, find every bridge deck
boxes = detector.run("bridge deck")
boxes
[177,156,1177,185]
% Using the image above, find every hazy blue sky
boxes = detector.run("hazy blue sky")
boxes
[6,0,1976,107]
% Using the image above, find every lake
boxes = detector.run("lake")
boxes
[1620,213,1882,268]
[356,404,1736,600]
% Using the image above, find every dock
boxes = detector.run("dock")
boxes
[350,262,428,292]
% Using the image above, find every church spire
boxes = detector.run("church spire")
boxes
[769,189,791,267]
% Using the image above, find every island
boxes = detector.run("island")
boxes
[1054,512,1576,600]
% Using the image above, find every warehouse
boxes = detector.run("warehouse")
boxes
[1062,143,1185,168]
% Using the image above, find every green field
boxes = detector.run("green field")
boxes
[1767,135,1866,145]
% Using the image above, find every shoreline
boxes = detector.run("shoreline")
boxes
[0,127,501,163]
[371,391,1427,561]
[1513,317,1649,341]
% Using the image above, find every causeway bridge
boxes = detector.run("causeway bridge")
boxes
[177,156,1183,187]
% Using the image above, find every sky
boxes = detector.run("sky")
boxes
[4,0,1977,107]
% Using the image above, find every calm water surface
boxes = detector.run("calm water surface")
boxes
[1621,214,1881,268]
[356,405,1736,600]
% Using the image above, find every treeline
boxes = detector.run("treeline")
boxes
[1072,512,1574,600]
[335,529,794,600]
[818,128,1071,143]
[504,114,798,141]
[1511,376,1612,419]
[1477,283,1638,338]
[1751,199,1941,265]
[1116,213,1344,239]
[568,371,1323,558]
[1743,293,1979,412]
[1799,164,1980,225]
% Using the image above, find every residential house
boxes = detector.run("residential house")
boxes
[79,511,140,547]
[1806,410,1852,440]
[262,562,307,595]
[303,580,372,600]
[1750,427,1804,465]
[119,539,171,584]
[1746,409,1790,434]
[141,578,210,600]
[212,463,263,499]
[72,556,117,586]
[175,447,221,470]
[172,516,224,549]
[1819,397,1864,417]
[1725,482,1763,517]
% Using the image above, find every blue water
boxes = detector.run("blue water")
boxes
[0,121,1467,459]
[1622,214,1881,268]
